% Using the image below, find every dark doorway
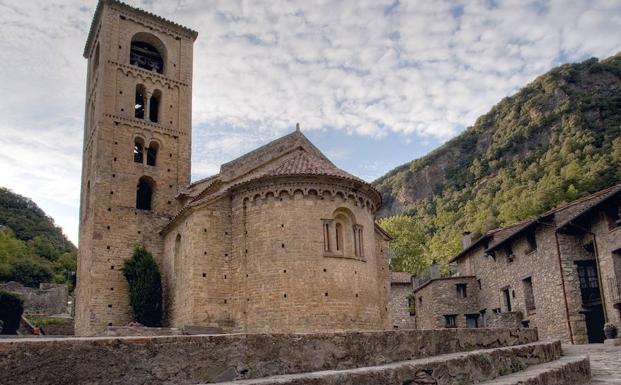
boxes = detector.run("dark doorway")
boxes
[576,260,606,343]
[583,304,606,343]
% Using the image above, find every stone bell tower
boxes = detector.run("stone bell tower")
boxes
[75,0,197,336]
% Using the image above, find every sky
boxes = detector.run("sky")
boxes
[0,0,620,246]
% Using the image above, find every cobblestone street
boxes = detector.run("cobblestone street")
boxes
[564,344,621,384]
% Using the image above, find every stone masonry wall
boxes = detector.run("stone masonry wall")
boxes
[389,283,416,329]
[413,276,479,329]
[455,226,573,342]
[0,282,68,315]
[229,179,389,333]
[0,328,538,385]
[75,2,195,336]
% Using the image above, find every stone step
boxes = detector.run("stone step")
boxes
[207,341,563,385]
[477,355,590,385]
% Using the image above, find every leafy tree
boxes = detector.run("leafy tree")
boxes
[379,215,427,273]
[0,291,24,334]
[121,247,163,326]
[10,259,53,288]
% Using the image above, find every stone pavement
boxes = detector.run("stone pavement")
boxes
[564,344,621,384]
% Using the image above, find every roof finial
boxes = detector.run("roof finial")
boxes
[295,122,300,132]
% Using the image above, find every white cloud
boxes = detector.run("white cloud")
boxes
[0,0,620,244]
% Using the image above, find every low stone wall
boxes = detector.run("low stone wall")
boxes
[0,328,537,385]
[0,281,68,315]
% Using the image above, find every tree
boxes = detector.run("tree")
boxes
[121,247,163,326]
[0,291,24,334]
[10,259,53,288]
[379,215,428,274]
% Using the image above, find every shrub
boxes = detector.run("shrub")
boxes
[10,259,53,287]
[0,291,24,334]
[121,246,162,326]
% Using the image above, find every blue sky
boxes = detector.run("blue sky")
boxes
[0,0,620,245]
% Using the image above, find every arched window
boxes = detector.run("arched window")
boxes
[134,138,144,163]
[147,141,158,166]
[149,90,161,123]
[329,208,360,258]
[136,177,154,210]
[130,40,164,73]
[135,84,146,119]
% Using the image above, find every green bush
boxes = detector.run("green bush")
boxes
[121,247,162,326]
[10,259,53,288]
[0,291,24,334]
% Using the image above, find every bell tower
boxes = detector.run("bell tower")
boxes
[76,0,197,335]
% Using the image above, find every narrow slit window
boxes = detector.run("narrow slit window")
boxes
[335,222,343,252]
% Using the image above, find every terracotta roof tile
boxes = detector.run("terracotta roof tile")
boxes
[264,151,363,182]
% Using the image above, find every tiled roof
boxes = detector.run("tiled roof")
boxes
[263,151,363,182]
[391,272,412,284]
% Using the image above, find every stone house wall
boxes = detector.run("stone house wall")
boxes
[390,282,415,329]
[0,282,68,315]
[413,276,479,329]
[457,226,572,341]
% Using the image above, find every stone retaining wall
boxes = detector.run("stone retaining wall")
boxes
[0,328,537,385]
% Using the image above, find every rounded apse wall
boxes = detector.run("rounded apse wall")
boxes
[229,178,389,333]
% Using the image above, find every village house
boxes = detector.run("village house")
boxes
[388,272,416,329]
[411,184,621,344]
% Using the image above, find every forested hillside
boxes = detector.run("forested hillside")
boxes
[375,54,621,273]
[0,188,76,287]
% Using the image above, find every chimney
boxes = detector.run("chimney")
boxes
[430,260,440,279]
[462,231,472,249]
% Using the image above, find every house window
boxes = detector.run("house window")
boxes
[502,287,512,312]
[604,203,621,230]
[407,296,415,316]
[456,283,468,298]
[444,314,457,328]
[465,314,479,328]
[522,276,536,313]
[526,231,537,253]
[506,244,514,263]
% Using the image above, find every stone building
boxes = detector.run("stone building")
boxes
[412,184,621,343]
[388,272,416,329]
[75,0,392,336]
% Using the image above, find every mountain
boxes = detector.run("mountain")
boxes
[374,53,621,273]
[0,188,76,287]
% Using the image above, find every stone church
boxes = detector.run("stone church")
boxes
[75,0,392,336]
